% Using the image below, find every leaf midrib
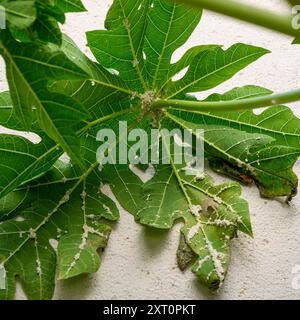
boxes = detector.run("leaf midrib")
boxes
[160,131,226,281]
[13,55,86,78]
[5,7,35,20]
[118,0,148,90]
[151,4,176,88]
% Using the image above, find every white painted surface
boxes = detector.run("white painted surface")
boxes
[1,0,300,300]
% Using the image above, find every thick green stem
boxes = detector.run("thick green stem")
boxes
[152,88,300,112]
[173,0,300,38]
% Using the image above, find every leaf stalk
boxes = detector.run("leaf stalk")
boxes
[152,88,300,112]
[173,0,300,38]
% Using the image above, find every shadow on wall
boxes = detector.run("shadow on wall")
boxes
[56,274,95,300]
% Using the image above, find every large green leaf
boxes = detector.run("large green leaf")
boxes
[167,86,300,198]
[107,127,251,290]
[163,44,270,98]
[0,0,299,299]
[0,32,89,167]
[0,111,140,299]
[87,0,149,91]
[144,0,202,88]
[201,86,300,149]
[0,161,118,299]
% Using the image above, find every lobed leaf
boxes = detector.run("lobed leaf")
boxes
[163,44,270,98]
[0,32,90,167]
[87,0,149,91]
[0,161,118,299]
[0,0,300,299]
[144,0,202,88]
[106,125,252,290]
[168,86,300,198]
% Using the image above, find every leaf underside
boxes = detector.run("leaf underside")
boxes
[0,0,299,299]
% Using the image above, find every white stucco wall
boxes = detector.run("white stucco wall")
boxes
[1,0,300,300]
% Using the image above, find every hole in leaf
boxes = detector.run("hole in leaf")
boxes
[59,153,71,164]
[106,68,120,76]
[0,126,41,144]
[253,107,268,115]
[14,216,25,222]
[0,265,6,290]
[129,164,155,183]
[174,133,192,147]
[49,239,58,251]
[171,66,189,82]
[171,43,191,64]
[100,184,124,213]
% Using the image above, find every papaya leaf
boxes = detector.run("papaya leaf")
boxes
[167,86,300,198]
[0,161,118,299]
[0,0,299,299]
[143,0,202,88]
[202,86,300,149]
[163,44,270,98]
[0,31,90,168]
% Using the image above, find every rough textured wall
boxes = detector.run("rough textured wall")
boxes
[1,0,300,300]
